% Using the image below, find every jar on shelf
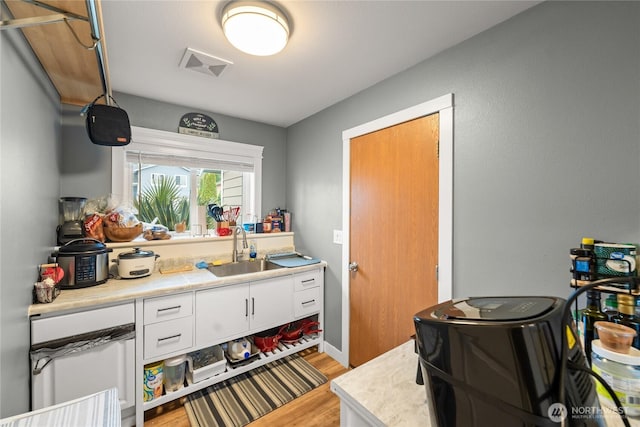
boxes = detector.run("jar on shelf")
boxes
[570,248,595,285]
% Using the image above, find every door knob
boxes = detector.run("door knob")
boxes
[348,262,359,272]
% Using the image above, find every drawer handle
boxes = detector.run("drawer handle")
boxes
[245,299,248,317]
[252,297,255,315]
[157,334,181,343]
[157,305,181,314]
[301,279,315,285]
[301,299,316,305]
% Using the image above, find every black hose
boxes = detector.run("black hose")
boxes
[559,277,634,426]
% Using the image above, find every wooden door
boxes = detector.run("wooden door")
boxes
[349,113,439,367]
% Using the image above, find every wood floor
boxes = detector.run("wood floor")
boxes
[144,348,349,427]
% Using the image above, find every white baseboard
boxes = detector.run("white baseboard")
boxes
[323,340,348,368]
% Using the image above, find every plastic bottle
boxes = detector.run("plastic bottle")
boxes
[249,240,257,259]
[582,290,608,364]
[602,294,618,321]
[581,237,595,251]
[614,294,640,349]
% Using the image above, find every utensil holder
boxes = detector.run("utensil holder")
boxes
[216,221,230,236]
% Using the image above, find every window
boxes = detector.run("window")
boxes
[174,174,188,187]
[112,126,263,232]
[151,173,166,184]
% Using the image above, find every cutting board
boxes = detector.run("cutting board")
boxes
[269,256,321,268]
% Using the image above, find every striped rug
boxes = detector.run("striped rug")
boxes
[184,354,327,427]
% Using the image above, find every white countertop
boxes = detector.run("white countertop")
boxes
[330,340,432,427]
[331,340,640,427]
[29,261,326,317]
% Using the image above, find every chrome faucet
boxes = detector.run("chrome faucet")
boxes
[232,226,248,262]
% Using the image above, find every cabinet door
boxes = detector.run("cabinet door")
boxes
[250,276,294,332]
[196,283,250,347]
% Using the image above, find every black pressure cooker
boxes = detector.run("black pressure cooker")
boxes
[52,238,111,288]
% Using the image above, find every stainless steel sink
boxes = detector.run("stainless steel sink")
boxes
[207,259,283,277]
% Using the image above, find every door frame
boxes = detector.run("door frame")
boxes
[336,93,453,367]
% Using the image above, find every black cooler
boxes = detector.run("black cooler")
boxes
[414,296,602,427]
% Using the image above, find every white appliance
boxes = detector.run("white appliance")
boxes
[30,304,136,413]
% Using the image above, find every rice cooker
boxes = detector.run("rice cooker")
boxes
[54,238,111,289]
[114,247,158,279]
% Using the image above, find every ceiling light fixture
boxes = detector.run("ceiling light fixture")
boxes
[221,1,290,56]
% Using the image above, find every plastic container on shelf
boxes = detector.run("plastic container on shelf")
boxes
[187,345,226,384]
[163,355,187,393]
[594,321,636,353]
[592,339,640,417]
[143,361,163,402]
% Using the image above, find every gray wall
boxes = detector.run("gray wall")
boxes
[287,1,640,350]
[0,29,61,416]
[60,92,288,211]
[2,0,639,416]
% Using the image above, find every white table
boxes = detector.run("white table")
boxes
[330,341,433,427]
[330,340,640,427]
[0,388,120,427]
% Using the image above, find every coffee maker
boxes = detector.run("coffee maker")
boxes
[57,197,87,245]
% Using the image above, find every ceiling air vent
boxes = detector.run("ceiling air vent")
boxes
[179,48,233,77]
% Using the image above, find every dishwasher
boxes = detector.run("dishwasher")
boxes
[30,303,136,414]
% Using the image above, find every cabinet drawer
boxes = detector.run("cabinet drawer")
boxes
[294,287,321,318]
[144,292,193,325]
[31,303,134,344]
[144,316,193,359]
[294,270,321,291]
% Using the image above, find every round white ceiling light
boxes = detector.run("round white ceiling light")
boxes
[221,1,290,56]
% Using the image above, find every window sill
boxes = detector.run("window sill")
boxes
[105,231,294,250]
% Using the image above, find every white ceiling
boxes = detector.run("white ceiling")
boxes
[100,1,540,128]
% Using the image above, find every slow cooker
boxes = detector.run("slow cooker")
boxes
[114,247,158,279]
[53,238,111,288]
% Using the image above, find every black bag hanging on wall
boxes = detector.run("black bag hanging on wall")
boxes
[84,94,131,146]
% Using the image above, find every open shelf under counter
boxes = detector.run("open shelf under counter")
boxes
[142,334,322,411]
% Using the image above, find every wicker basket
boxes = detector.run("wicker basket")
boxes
[103,223,143,242]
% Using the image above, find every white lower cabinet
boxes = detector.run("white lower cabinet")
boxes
[195,276,293,347]
[195,283,250,346]
[135,267,324,426]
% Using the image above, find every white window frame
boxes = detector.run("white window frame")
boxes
[111,126,264,227]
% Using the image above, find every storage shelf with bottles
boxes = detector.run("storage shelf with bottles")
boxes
[570,254,638,295]
[142,333,321,411]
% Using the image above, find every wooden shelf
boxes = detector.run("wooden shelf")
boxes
[570,279,639,295]
[142,334,322,411]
